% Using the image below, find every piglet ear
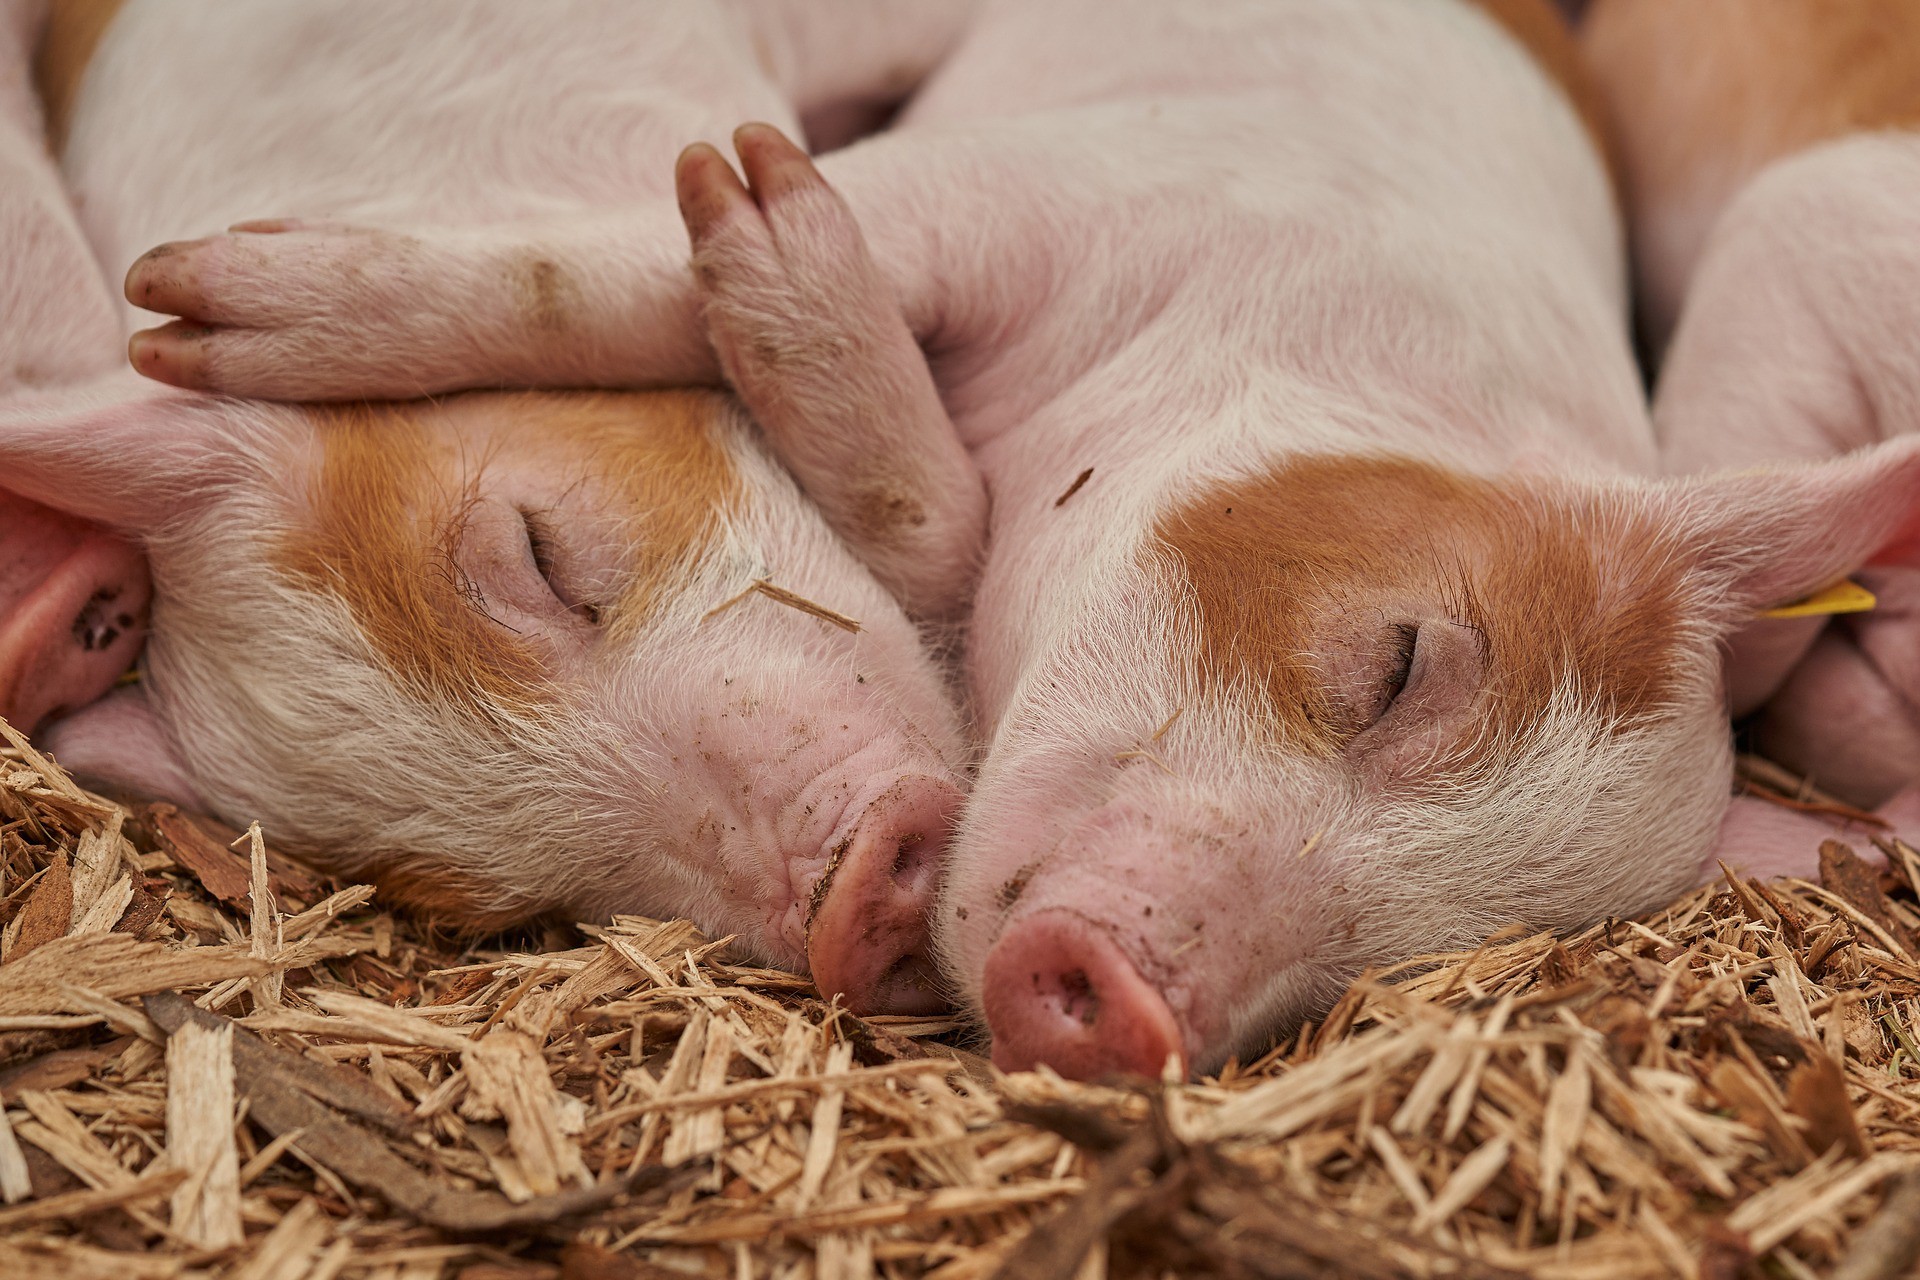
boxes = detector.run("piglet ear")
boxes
[38,687,204,808]
[1685,434,1920,612]
[0,370,249,533]
[1676,434,1920,713]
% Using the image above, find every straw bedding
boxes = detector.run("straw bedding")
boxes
[3,716,1919,1280]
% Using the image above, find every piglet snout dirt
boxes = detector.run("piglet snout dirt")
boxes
[806,774,960,1015]
[0,490,148,734]
[983,911,1186,1079]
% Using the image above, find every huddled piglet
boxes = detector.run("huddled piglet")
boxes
[126,0,1920,1079]
[0,0,984,1013]
[1581,0,1920,864]
[0,0,145,742]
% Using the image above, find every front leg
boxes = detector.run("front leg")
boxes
[125,208,719,400]
[122,121,1067,404]
[678,124,986,619]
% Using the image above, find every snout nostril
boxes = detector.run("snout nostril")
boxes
[1047,967,1099,1027]
[804,774,962,1017]
[985,910,1186,1080]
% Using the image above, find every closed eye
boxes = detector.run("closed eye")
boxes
[518,508,602,625]
[1383,622,1417,706]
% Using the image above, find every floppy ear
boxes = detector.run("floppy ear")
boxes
[1676,434,1920,714]
[38,686,204,808]
[0,370,254,533]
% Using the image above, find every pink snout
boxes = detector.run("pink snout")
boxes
[0,493,150,734]
[806,774,960,1016]
[983,910,1187,1079]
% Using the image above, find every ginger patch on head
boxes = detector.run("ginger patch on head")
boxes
[546,391,741,628]
[278,403,545,711]
[35,0,126,150]
[1154,455,1690,763]
[277,392,739,711]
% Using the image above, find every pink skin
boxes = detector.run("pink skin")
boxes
[0,375,964,1014]
[0,491,149,734]
[673,127,987,619]
[13,1,988,1013]
[0,0,144,737]
[1641,137,1920,817]
[984,910,1185,1078]
[110,1,1920,1076]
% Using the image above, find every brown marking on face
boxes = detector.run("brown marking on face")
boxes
[1463,0,1619,187]
[1155,455,1691,762]
[277,391,738,711]
[35,0,127,151]
[278,402,547,712]
[539,390,742,628]
[509,251,577,334]
[1582,0,1920,237]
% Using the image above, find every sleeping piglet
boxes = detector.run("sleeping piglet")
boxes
[1581,0,1920,860]
[0,0,142,739]
[125,0,1920,1077]
[0,0,984,1013]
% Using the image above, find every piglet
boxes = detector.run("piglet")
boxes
[1581,0,1920,857]
[122,0,1920,1078]
[1,0,981,1014]
[0,0,146,739]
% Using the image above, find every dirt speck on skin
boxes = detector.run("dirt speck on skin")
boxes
[509,252,576,333]
[998,861,1041,911]
[848,481,928,543]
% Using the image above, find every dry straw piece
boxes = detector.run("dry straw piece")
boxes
[3,718,1920,1278]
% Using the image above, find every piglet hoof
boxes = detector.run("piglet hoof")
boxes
[674,124,987,619]
[122,223,488,400]
[805,774,961,1015]
[983,911,1188,1080]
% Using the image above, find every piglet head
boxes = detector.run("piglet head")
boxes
[943,441,1920,1078]
[0,374,966,1013]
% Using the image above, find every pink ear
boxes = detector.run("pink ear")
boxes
[0,488,151,735]
[1678,435,1920,712]
[1687,434,1920,612]
[0,371,242,532]
[39,687,203,808]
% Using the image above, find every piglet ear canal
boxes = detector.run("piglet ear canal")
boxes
[676,125,987,620]
[1678,434,1920,713]
[0,371,241,533]
[37,687,204,808]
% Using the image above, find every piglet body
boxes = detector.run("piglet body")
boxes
[124,0,1920,1076]
[1582,0,1920,821]
[0,0,147,738]
[0,0,988,1013]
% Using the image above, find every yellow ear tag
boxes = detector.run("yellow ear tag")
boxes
[1760,579,1877,619]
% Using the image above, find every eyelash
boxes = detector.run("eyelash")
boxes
[519,509,602,625]
[1385,623,1417,701]
[520,509,559,585]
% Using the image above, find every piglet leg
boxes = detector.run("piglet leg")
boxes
[126,209,719,400]
[677,124,986,619]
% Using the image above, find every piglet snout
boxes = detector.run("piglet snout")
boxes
[983,910,1187,1079]
[805,774,960,1016]
[0,492,150,734]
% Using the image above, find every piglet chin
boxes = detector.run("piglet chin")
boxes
[983,910,1189,1079]
[805,773,961,1016]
